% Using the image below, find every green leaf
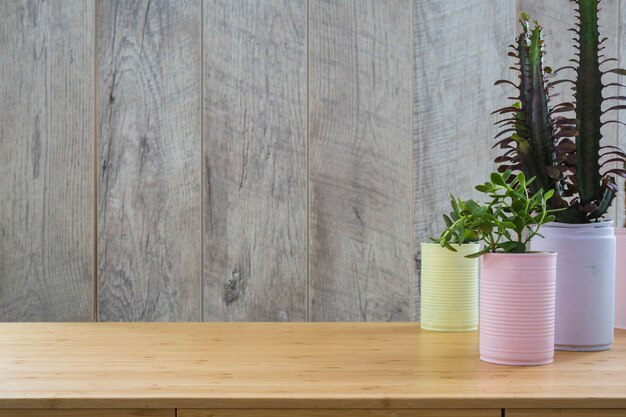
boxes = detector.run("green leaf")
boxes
[501,222,517,229]
[450,196,460,214]
[465,248,489,258]
[511,200,525,213]
[491,172,506,186]
[499,241,526,253]
[444,242,458,252]
[465,199,481,213]
[478,223,493,234]
[464,230,479,242]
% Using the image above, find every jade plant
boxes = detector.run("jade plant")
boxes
[493,3,626,223]
[433,171,558,258]
[436,204,480,248]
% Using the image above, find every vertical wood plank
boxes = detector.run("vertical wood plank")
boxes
[413,0,515,319]
[203,0,307,321]
[309,0,413,321]
[617,0,625,228]
[516,0,620,222]
[97,0,201,321]
[0,1,94,321]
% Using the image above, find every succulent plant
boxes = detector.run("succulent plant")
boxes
[493,3,626,223]
[433,171,559,258]
[435,203,480,247]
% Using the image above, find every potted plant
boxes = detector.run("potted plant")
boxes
[435,171,559,366]
[420,212,480,332]
[493,6,626,350]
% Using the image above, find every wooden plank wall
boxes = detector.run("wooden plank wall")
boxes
[0,1,94,321]
[0,0,624,322]
[309,0,413,321]
[202,0,307,322]
[619,0,625,228]
[96,0,202,321]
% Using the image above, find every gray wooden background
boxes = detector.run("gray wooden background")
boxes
[0,0,624,322]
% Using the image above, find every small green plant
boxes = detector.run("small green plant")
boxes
[437,204,480,247]
[433,171,559,258]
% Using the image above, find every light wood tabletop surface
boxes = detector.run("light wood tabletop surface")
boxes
[0,323,625,410]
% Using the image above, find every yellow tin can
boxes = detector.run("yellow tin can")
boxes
[420,242,480,332]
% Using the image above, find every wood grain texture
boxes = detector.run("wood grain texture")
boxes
[180,411,500,417]
[618,0,625,228]
[0,411,173,417]
[309,0,413,321]
[507,411,626,417]
[97,0,201,321]
[413,0,515,320]
[0,0,94,321]
[515,0,620,221]
[2,323,626,410]
[203,0,307,321]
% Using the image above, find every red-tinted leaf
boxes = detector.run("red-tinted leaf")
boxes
[554,116,578,124]
[600,149,626,158]
[556,139,576,153]
[551,65,577,74]
[492,137,516,149]
[494,79,518,87]
[548,79,576,87]
[492,107,524,115]
[495,128,519,139]
[600,158,626,167]
[583,202,598,213]
[604,169,626,179]
[604,68,626,76]
[494,155,514,163]
[600,58,618,65]
[603,120,626,127]
[545,166,561,179]
[555,129,578,139]
[602,105,626,114]
[601,145,626,151]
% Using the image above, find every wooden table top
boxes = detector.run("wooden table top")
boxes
[0,323,625,409]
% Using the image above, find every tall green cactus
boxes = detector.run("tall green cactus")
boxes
[493,15,575,217]
[493,3,626,223]
[573,0,626,219]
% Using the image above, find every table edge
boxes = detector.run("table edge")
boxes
[2,397,626,410]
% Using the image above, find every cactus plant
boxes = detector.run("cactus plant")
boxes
[494,3,626,223]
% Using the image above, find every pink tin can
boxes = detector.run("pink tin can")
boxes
[480,252,557,366]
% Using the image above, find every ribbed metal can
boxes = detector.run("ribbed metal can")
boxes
[480,252,557,366]
[420,243,480,332]
[531,221,615,351]
[615,229,626,330]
